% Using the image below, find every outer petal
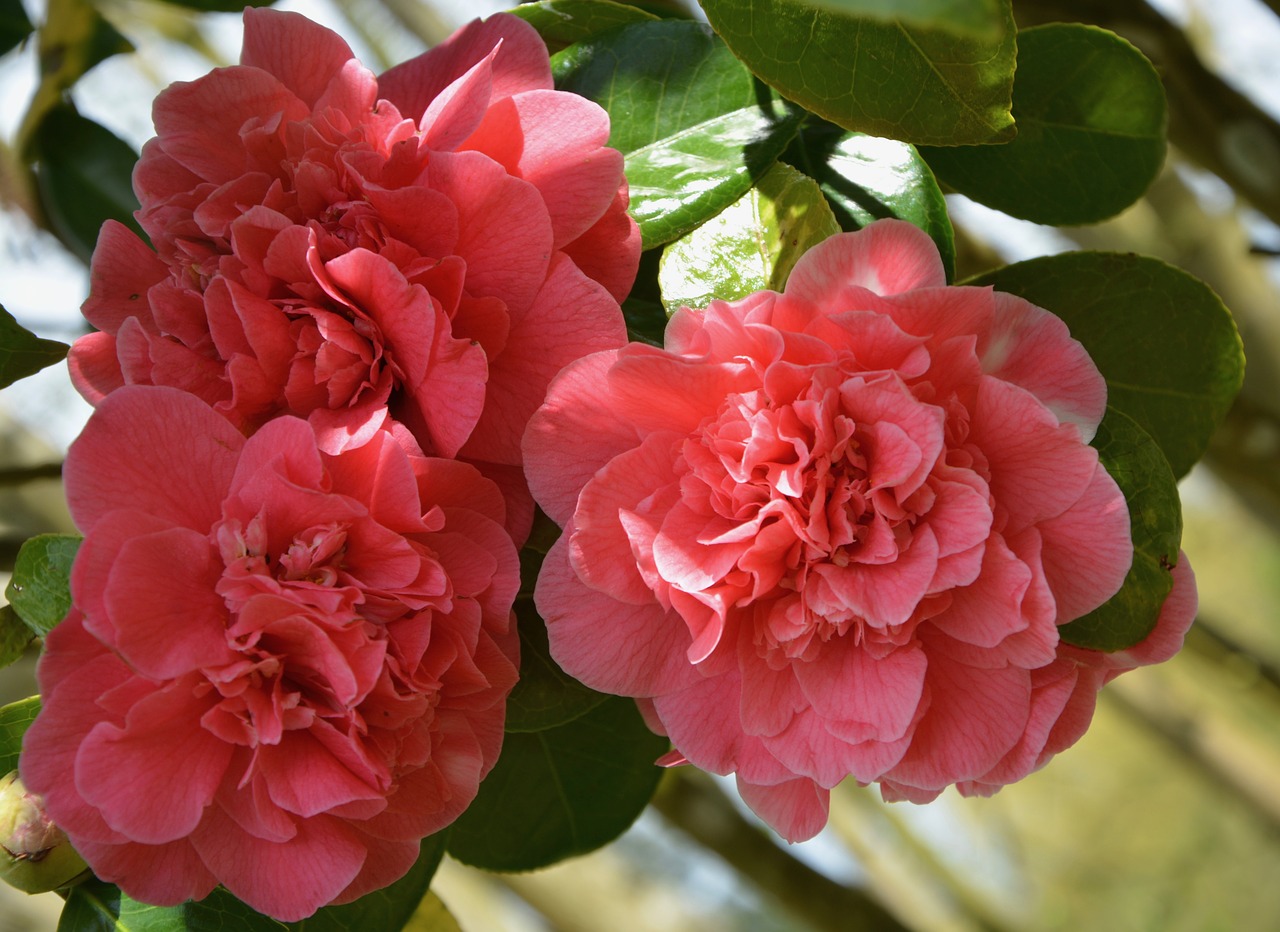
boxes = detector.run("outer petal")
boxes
[736,776,830,843]
[784,218,947,304]
[241,7,357,107]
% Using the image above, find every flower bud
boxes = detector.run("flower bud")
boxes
[0,770,90,893]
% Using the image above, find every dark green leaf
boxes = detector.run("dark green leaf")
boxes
[698,0,1016,146]
[58,834,448,932]
[448,696,667,871]
[805,0,1001,37]
[6,534,81,636]
[554,20,804,248]
[1060,408,1182,651]
[659,161,839,312]
[506,601,608,733]
[971,253,1244,477]
[0,604,35,670]
[0,0,33,57]
[0,695,40,774]
[34,106,143,263]
[511,0,658,53]
[922,24,1167,225]
[141,1,276,11]
[785,123,955,279]
[0,304,69,389]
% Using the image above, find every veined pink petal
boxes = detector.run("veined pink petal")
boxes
[241,8,357,107]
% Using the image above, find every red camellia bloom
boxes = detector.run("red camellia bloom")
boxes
[524,220,1197,841]
[21,387,519,919]
[69,8,635,518]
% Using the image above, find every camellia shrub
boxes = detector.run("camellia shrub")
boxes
[0,0,1246,927]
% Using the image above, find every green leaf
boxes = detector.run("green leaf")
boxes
[0,304,69,389]
[0,0,33,57]
[554,20,805,248]
[139,0,277,11]
[785,123,955,279]
[58,834,448,932]
[659,161,839,313]
[922,24,1167,225]
[0,696,40,774]
[506,601,608,733]
[805,0,1001,37]
[6,534,81,636]
[510,0,658,53]
[0,604,35,670]
[970,253,1244,478]
[447,696,667,871]
[34,105,143,263]
[698,0,1016,146]
[1060,408,1182,651]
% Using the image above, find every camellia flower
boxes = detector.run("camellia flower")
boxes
[524,219,1197,841]
[68,8,635,520]
[21,386,519,919]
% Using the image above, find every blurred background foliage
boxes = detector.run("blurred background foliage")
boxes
[1,0,1279,930]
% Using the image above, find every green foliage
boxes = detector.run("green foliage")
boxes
[0,696,40,774]
[34,105,143,263]
[972,252,1245,478]
[659,161,839,312]
[0,0,32,57]
[0,605,34,670]
[804,0,1002,37]
[554,20,805,248]
[147,0,277,10]
[6,534,81,636]
[0,304,69,389]
[784,123,955,278]
[510,0,658,52]
[506,602,609,732]
[447,696,668,871]
[698,0,1016,146]
[1061,409,1183,651]
[923,24,1167,225]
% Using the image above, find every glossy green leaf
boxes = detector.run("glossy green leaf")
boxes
[0,696,40,774]
[922,24,1167,225]
[0,604,34,670]
[971,253,1244,478]
[659,161,839,312]
[6,534,81,636]
[511,0,658,53]
[58,834,448,932]
[34,106,143,263]
[0,0,33,56]
[698,0,1015,146]
[785,123,955,278]
[554,20,805,248]
[506,601,608,733]
[1060,409,1182,651]
[806,0,1001,37]
[0,304,69,389]
[448,696,667,871]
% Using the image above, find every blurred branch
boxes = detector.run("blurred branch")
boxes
[1206,395,1280,529]
[0,463,62,487]
[1185,614,1280,697]
[377,0,455,46]
[651,768,912,932]
[1015,0,1280,228]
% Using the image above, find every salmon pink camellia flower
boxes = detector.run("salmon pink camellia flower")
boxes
[21,386,520,920]
[524,219,1197,841]
[68,8,635,517]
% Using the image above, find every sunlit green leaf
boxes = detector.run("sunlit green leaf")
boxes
[0,0,33,56]
[698,0,1015,145]
[1061,409,1182,651]
[555,20,804,248]
[0,696,40,774]
[805,0,1001,37]
[6,534,81,636]
[506,601,608,733]
[971,253,1244,478]
[659,161,839,312]
[34,105,143,263]
[0,605,34,670]
[511,0,658,53]
[0,304,68,389]
[785,123,955,278]
[923,24,1167,225]
[448,696,667,871]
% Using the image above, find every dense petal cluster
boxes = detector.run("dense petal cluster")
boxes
[69,8,635,511]
[525,220,1196,840]
[22,387,520,919]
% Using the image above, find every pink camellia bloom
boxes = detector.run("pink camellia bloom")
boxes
[69,8,635,528]
[525,219,1197,841]
[21,386,519,919]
